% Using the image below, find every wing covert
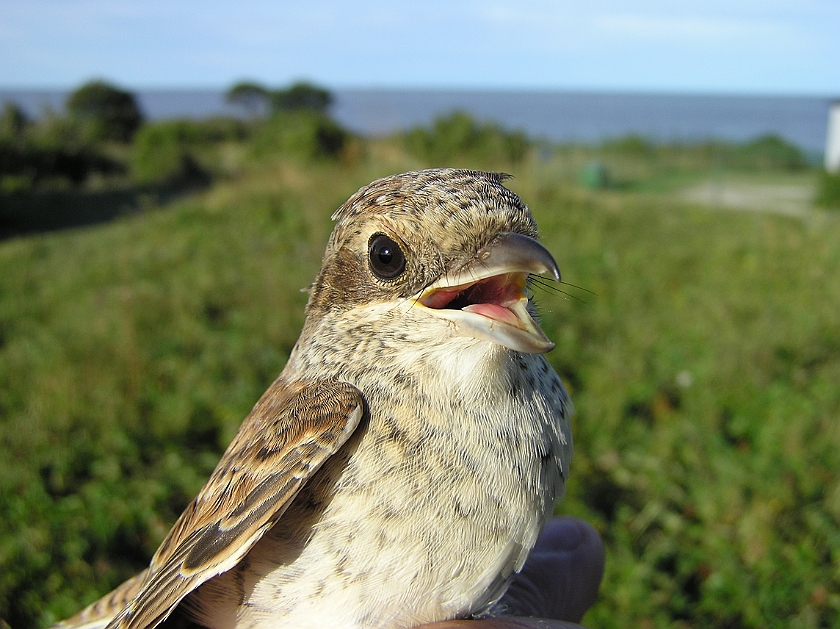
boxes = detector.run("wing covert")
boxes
[105,378,364,629]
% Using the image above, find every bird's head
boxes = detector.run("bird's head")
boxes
[304,169,560,355]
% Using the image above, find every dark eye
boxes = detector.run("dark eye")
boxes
[368,233,406,280]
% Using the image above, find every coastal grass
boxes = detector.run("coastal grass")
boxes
[1,139,839,628]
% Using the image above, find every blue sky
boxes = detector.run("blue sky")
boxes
[1,0,838,94]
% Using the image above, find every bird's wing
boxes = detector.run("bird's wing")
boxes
[52,571,148,629]
[105,378,365,629]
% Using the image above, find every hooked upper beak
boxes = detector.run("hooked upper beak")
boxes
[414,232,560,354]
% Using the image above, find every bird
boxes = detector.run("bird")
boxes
[56,168,573,629]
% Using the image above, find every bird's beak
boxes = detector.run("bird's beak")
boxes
[414,232,560,354]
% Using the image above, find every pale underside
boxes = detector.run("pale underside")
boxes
[182,300,571,629]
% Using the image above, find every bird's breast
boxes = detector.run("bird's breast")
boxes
[191,341,570,629]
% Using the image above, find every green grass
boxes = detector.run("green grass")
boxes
[1,134,839,628]
[519,179,840,628]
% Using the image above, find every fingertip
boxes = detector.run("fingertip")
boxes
[532,517,592,554]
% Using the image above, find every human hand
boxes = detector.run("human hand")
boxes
[423,517,605,629]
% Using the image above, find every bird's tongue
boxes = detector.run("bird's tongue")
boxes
[423,274,527,329]
[462,303,523,327]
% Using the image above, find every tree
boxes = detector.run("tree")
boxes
[67,80,144,142]
[0,101,28,139]
[270,82,333,114]
[226,81,270,117]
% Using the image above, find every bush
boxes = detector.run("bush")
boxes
[131,120,246,185]
[601,135,656,157]
[249,111,347,161]
[403,111,530,165]
[67,80,144,143]
[225,81,334,117]
[269,82,332,114]
[731,134,808,171]
[0,142,121,187]
[0,109,125,189]
[226,82,270,116]
[815,169,840,208]
[0,110,130,190]
[1,113,123,188]
[599,134,807,172]
[0,102,28,139]
[28,114,83,146]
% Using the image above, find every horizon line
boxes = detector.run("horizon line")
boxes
[0,84,836,100]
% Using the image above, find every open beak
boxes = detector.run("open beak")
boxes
[414,232,560,354]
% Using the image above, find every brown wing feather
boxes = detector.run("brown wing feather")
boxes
[105,378,365,629]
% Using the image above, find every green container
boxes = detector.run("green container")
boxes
[581,160,609,189]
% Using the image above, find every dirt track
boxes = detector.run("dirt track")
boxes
[680,180,815,217]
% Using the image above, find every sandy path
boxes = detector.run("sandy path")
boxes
[680,180,815,217]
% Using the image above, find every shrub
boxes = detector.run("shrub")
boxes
[403,111,530,165]
[599,134,807,173]
[815,169,840,208]
[0,142,120,186]
[0,102,28,139]
[602,135,656,157]
[249,111,347,161]
[130,120,246,185]
[225,81,334,117]
[269,82,333,114]
[732,134,808,171]
[226,82,270,117]
[0,111,125,189]
[67,80,144,143]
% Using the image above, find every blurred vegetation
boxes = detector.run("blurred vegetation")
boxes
[225,82,270,117]
[816,170,840,208]
[576,133,811,192]
[1,81,839,629]
[0,81,350,239]
[403,111,529,165]
[0,102,123,195]
[226,80,333,116]
[1,103,28,138]
[269,82,333,114]
[600,133,809,171]
[131,119,247,186]
[66,81,144,143]
[248,111,348,161]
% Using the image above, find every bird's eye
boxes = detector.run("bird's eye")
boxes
[368,233,406,280]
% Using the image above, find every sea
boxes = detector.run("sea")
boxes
[1,88,834,159]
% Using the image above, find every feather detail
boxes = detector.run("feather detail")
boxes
[105,379,364,629]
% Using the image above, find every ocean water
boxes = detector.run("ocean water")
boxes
[1,88,832,157]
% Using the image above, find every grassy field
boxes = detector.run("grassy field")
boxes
[1,126,839,629]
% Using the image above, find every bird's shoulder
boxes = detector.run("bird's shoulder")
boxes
[97,377,365,629]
